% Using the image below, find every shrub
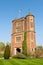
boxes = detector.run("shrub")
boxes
[13,53,26,59]
[34,47,43,58]
[0,54,4,58]
[0,42,5,51]
[4,44,10,59]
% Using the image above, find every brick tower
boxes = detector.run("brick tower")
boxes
[11,13,36,56]
[25,13,36,55]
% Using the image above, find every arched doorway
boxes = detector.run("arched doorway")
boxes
[14,48,22,55]
[16,48,21,53]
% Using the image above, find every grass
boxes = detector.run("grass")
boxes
[0,58,43,65]
[0,54,3,58]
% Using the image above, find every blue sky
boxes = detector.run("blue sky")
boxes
[0,0,43,46]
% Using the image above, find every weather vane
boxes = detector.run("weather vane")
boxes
[19,9,23,17]
[28,8,31,14]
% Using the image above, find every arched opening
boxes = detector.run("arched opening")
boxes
[16,48,21,53]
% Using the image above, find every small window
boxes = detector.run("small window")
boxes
[17,22,20,26]
[32,48,33,51]
[16,21,21,27]
[29,19,33,22]
[32,48,34,51]
[31,19,32,20]
[16,37,21,42]
[16,28,21,32]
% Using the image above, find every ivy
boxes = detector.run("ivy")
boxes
[22,32,27,55]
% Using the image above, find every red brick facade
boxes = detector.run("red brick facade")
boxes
[11,13,36,56]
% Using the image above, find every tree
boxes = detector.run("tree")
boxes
[22,32,27,55]
[0,42,5,51]
[35,46,43,58]
[4,44,10,59]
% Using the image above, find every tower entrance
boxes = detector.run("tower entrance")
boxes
[16,48,21,53]
[14,48,22,55]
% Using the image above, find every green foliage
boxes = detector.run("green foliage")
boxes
[13,53,26,59]
[22,32,27,55]
[0,54,3,58]
[4,44,10,59]
[0,42,5,51]
[35,46,43,58]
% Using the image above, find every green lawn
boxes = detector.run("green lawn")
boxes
[0,54,3,58]
[0,58,43,65]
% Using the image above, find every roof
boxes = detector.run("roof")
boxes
[12,17,25,23]
[12,13,34,23]
[26,12,34,17]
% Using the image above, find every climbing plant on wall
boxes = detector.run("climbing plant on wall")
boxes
[22,32,27,55]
